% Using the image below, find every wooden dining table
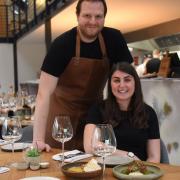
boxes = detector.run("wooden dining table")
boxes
[0,148,180,180]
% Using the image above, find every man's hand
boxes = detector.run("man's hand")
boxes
[33,140,51,152]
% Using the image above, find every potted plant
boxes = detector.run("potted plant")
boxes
[25,146,41,165]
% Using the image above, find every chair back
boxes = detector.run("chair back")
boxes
[160,139,169,164]
[19,125,33,142]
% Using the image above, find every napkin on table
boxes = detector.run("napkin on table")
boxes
[0,167,10,174]
[52,149,93,163]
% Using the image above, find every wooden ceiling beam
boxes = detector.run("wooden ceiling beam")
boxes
[124,18,180,43]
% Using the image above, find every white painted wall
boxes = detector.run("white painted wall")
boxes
[16,25,46,87]
[17,41,45,84]
[0,40,45,93]
[0,44,14,93]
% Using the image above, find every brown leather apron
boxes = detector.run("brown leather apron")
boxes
[45,29,109,150]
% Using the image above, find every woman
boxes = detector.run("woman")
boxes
[84,62,160,163]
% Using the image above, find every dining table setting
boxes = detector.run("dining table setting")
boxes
[0,146,180,180]
[1,115,180,180]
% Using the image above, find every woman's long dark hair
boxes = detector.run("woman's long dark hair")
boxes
[101,62,148,128]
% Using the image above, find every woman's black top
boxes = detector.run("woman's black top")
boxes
[86,103,160,160]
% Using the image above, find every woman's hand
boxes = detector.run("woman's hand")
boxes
[33,140,51,152]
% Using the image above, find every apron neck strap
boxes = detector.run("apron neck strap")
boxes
[76,28,107,59]
[98,32,107,58]
[76,28,81,58]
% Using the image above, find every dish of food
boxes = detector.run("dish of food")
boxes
[113,161,163,180]
[61,159,102,178]
[97,155,133,166]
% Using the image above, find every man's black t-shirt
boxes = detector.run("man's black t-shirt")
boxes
[41,27,133,77]
[86,103,160,161]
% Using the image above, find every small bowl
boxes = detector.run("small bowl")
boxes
[39,162,49,169]
[30,163,40,170]
[14,161,29,170]
[61,162,103,178]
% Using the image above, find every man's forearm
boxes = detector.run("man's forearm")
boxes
[33,93,50,142]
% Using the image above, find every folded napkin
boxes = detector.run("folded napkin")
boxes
[52,150,93,163]
[0,167,10,174]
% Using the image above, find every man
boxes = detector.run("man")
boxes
[136,54,152,77]
[146,49,161,74]
[33,0,133,152]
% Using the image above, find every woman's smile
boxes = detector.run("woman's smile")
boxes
[111,70,135,110]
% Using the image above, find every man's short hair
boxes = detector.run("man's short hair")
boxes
[76,0,107,17]
[146,58,161,73]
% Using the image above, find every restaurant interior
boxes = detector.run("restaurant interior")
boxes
[0,0,180,179]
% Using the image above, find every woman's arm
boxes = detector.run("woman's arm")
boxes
[84,123,140,160]
[146,139,160,163]
[83,124,96,153]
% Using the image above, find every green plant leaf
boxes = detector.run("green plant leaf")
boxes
[26,148,40,157]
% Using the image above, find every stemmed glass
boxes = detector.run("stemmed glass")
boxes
[1,116,22,166]
[26,95,36,115]
[52,115,73,166]
[92,124,117,177]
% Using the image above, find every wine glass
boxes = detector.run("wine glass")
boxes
[92,124,116,177]
[1,116,22,166]
[52,115,73,166]
[26,95,36,115]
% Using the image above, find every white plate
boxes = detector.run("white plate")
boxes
[97,155,133,166]
[1,143,31,152]
[0,139,9,146]
[19,177,60,180]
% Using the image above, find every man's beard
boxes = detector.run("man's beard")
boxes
[79,26,102,41]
